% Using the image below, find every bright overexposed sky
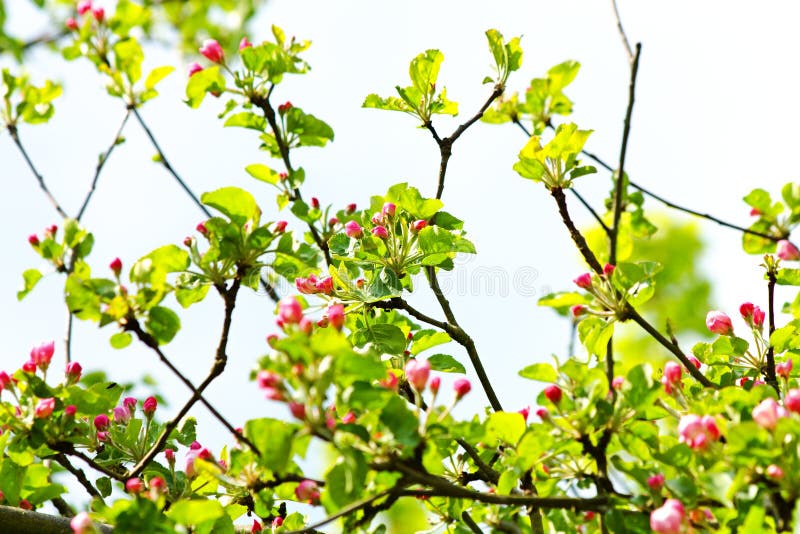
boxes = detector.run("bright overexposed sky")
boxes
[2,0,800,470]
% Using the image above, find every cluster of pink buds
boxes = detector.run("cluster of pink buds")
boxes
[185,441,216,478]
[28,341,55,373]
[570,264,618,318]
[295,273,334,295]
[776,358,793,378]
[650,499,685,534]
[739,302,765,329]
[67,1,104,30]
[677,414,720,450]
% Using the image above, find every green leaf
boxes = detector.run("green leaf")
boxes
[224,112,267,131]
[485,412,526,445]
[17,269,42,301]
[285,107,335,147]
[144,65,174,90]
[577,317,614,356]
[427,354,466,374]
[411,331,451,355]
[518,363,558,382]
[379,396,420,447]
[353,324,407,354]
[96,476,112,498]
[145,306,181,345]
[167,499,225,526]
[109,331,132,349]
[245,164,281,185]
[201,186,261,226]
[245,418,298,472]
[777,269,800,286]
[185,66,226,108]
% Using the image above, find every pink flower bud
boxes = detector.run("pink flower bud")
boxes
[299,317,313,335]
[611,376,625,389]
[315,276,334,294]
[536,407,550,420]
[113,406,131,424]
[328,217,339,226]
[274,220,288,233]
[410,220,428,233]
[126,478,144,493]
[91,6,104,21]
[28,234,40,246]
[143,396,157,417]
[94,414,110,431]
[30,341,55,372]
[263,387,283,401]
[251,519,263,533]
[380,372,399,390]
[199,39,224,63]
[371,212,383,225]
[70,511,94,534]
[19,499,32,510]
[295,276,318,294]
[767,464,784,479]
[371,225,389,239]
[76,1,92,16]
[22,361,36,374]
[650,499,685,534]
[257,370,281,389]
[429,376,441,395]
[295,480,320,504]
[149,476,167,495]
[0,372,10,391]
[273,517,284,528]
[603,263,615,276]
[109,257,122,276]
[688,356,702,369]
[341,411,356,424]
[453,378,471,399]
[678,414,719,450]
[381,202,396,218]
[346,203,357,214]
[662,362,682,392]
[289,402,306,420]
[705,310,733,335]
[44,224,57,237]
[570,304,586,318]
[278,297,303,325]
[750,208,761,216]
[328,304,345,330]
[345,220,363,238]
[778,240,800,261]
[405,359,431,392]
[752,398,780,430]
[187,62,203,77]
[196,221,209,235]
[647,473,665,490]
[164,448,175,465]
[518,406,530,421]
[543,384,562,404]
[278,101,293,114]
[239,37,252,50]
[573,273,592,289]
[66,17,79,30]
[65,361,82,385]
[34,397,55,419]
[64,405,77,417]
[776,359,793,378]
[311,197,320,209]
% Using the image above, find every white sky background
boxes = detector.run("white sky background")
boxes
[2,0,800,466]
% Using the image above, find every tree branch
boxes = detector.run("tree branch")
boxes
[7,125,69,219]
[76,110,131,221]
[282,488,395,533]
[52,453,103,501]
[610,0,634,62]
[765,266,778,393]
[0,505,111,534]
[48,442,126,482]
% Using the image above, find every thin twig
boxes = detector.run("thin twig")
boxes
[76,110,131,221]
[282,488,395,533]
[49,442,125,481]
[610,0,634,62]
[7,125,69,219]
[461,511,483,534]
[765,267,778,393]
[126,278,250,477]
[427,86,504,200]
[609,43,641,266]
[52,454,103,501]
[131,108,211,218]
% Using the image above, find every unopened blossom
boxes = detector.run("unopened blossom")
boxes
[239,37,252,50]
[612,376,625,389]
[125,478,144,493]
[199,39,224,63]
[345,220,363,238]
[776,359,793,378]
[661,362,682,393]
[278,297,303,325]
[753,398,780,430]
[786,389,800,413]
[777,240,800,261]
[570,304,587,318]
[647,473,665,490]
[328,304,345,330]
[650,499,685,534]
[429,376,441,395]
[66,17,79,30]
[94,414,110,431]
[274,220,288,233]
[30,341,55,371]
[678,414,720,450]
[143,396,157,417]
[405,359,431,392]
[70,511,94,534]
[65,361,82,384]
[705,311,733,335]
[295,480,320,504]
[76,0,92,16]
[453,378,472,399]
[188,62,203,77]
[543,384,562,404]
[109,257,122,276]
[410,220,428,233]
[573,273,592,289]
[315,276,334,294]
[519,406,530,421]
[381,202,396,218]
[34,397,55,419]
[740,302,765,328]
[113,406,131,424]
[371,225,389,239]
[289,402,306,420]
[257,370,281,389]
[341,411,357,424]
[603,263,615,276]
[767,464,784,479]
